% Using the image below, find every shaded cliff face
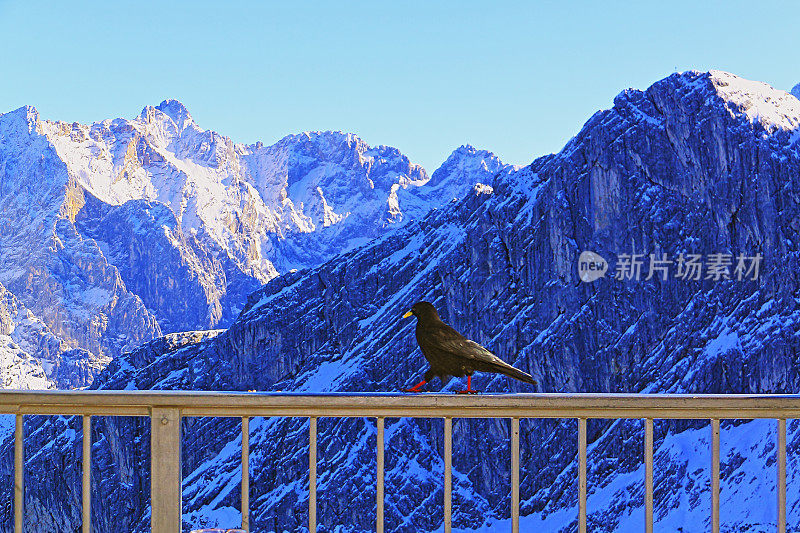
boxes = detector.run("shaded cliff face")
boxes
[6,70,800,532]
[0,100,504,387]
[74,197,233,333]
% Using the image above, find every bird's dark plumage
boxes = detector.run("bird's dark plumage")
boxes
[403,301,535,393]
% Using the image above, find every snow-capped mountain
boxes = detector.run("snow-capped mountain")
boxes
[6,70,800,532]
[397,144,508,222]
[791,82,800,100]
[41,100,432,278]
[238,130,430,271]
[0,101,506,387]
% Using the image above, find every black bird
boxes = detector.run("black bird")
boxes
[402,301,536,393]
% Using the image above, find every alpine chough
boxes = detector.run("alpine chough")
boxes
[402,301,535,393]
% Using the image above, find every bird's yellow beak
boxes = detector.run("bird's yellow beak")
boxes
[403,310,413,318]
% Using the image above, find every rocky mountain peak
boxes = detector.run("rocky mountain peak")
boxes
[155,98,193,128]
[137,99,196,134]
[269,130,425,181]
[0,105,41,137]
[428,144,505,188]
[792,82,800,101]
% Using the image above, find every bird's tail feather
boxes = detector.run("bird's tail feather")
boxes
[496,363,536,385]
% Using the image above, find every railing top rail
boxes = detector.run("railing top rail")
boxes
[0,391,799,418]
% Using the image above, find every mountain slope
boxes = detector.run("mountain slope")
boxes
[0,284,54,389]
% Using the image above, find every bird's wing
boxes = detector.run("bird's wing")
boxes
[422,324,536,385]
[422,325,506,366]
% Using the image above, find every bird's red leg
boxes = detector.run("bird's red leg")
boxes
[404,380,427,393]
[457,375,480,394]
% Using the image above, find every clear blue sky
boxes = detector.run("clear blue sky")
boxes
[1,0,798,173]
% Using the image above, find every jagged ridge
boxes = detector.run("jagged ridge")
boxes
[0,101,506,388]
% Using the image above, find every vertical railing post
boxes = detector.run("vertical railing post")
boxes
[644,418,653,533]
[14,413,23,533]
[778,418,787,533]
[242,416,250,532]
[375,416,385,533]
[444,417,452,533]
[82,415,91,533]
[151,407,182,533]
[309,417,317,533]
[711,419,720,533]
[376,417,385,533]
[511,417,520,533]
[578,418,587,533]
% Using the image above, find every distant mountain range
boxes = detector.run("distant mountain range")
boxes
[2,70,800,532]
[0,101,506,388]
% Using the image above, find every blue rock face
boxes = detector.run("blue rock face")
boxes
[2,70,800,532]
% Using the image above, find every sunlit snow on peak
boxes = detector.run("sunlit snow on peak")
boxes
[706,70,800,134]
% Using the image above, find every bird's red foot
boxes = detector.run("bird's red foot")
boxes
[456,376,479,394]
[404,380,427,393]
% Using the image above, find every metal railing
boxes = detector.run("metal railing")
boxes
[0,391,797,532]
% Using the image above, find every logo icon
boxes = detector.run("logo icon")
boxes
[578,251,608,282]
